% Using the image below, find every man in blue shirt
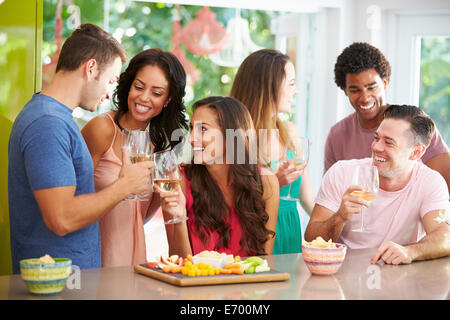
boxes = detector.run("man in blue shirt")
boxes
[8,24,153,273]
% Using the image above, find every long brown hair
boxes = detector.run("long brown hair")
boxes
[185,96,275,255]
[230,49,295,165]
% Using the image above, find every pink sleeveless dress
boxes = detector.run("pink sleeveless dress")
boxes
[94,112,154,267]
[182,167,249,257]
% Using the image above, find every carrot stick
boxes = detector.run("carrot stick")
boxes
[224,263,242,269]
[219,268,233,274]
[231,268,244,275]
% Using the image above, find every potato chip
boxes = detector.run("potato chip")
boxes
[306,236,336,248]
[29,254,56,264]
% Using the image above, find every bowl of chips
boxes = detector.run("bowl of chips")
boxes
[302,237,347,275]
[20,254,72,295]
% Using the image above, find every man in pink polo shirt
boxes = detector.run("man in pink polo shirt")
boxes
[306,105,449,265]
[324,42,449,194]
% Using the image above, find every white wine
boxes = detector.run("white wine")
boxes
[294,159,307,166]
[351,191,377,203]
[154,179,181,192]
[289,159,307,168]
[130,154,151,164]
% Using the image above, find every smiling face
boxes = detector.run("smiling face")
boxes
[277,61,298,114]
[344,68,388,129]
[371,118,419,179]
[189,105,225,165]
[126,64,170,126]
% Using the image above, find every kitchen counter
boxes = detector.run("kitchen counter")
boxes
[1,248,449,300]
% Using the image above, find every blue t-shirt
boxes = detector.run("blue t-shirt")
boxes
[8,93,100,274]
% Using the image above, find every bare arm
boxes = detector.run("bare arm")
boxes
[260,168,279,255]
[304,204,347,243]
[274,158,305,188]
[81,115,115,169]
[156,177,192,257]
[83,115,162,223]
[298,169,315,216]
[305,185,368,242]
[275,121,306,189]
[425,152,450,196]
[371,210,450,264]
[167,219,191,257]
[34,148,153,237]
[144,192,162,223]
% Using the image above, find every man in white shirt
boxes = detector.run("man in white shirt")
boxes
[306,105,449,265]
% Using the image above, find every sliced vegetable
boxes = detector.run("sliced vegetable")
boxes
[145,261,159,269]
[244,257,265,265]
[224,263,242,269]
[219,268,233,274]
[231,268,244,275]
[240,257,271,273]
[256,265,270,272]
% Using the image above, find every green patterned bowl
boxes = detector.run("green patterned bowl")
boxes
[20,258,72,295]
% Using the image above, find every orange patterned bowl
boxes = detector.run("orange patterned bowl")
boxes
[301,243,347,276]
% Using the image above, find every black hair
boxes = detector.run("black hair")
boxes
[112,48,189,152]
[334,42,391,90]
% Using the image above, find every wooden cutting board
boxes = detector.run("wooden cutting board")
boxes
[134,264,290,287]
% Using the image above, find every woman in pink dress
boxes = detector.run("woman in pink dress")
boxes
[156,96,279,257]
[81,49,189,266]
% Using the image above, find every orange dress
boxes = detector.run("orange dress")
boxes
[94,112,156,267]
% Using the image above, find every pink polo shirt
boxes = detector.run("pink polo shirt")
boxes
[315,158,450,249]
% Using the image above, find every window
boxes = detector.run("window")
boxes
[419,36,450,145]
[389,12,450,146]
[42,0,278,127]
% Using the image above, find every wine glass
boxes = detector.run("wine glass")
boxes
[351,165,379,232]
[280,137,310,201]
[153,150,187,224]
[122,129,152,201]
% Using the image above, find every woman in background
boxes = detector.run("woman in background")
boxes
[230,49,315,254]
[156,96,279,257]
[82,48,189,266]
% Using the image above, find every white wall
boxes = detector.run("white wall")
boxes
[352,0,450,104]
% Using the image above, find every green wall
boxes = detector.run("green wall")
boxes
[0,0,43,275]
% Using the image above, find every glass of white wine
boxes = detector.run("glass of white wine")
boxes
[280,136,310,201]
[122,129,152,201]
[153,149,187,224]
[351,165,379,232]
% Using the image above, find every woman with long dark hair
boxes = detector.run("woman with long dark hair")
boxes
[82,49,189,266]
[156,96,279,257]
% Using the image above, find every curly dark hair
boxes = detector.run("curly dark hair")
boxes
[112,48,189,152]
[334,42,391,90]
[185,96,275,256]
